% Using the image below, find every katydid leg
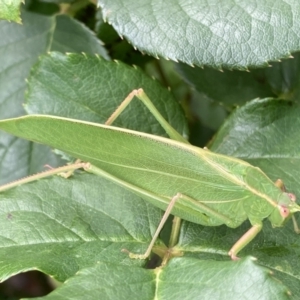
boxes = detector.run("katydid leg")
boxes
[274,179,300,234]
[105,89,189,259]
[0,162,86,192]
[292,216,300,233]
[228,223,262,260]
[169,216,181,248]
[122,193,182,259]
[274,179,285,190]
[176,193,234,226]
[105,89,188,144]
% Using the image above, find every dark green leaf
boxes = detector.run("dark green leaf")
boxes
[177,52,300,107]
[0,173,163,282]
[99,0,300,69]
[25,52,188,136]
[29,257,290,300]
[177,64,274,106]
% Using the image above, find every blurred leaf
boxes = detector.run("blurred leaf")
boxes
[51,15,109,58]
[177,64,274,106]
[177,52,300,107]
[0,0,22,23]
[26,0,59,16]
[99,0,300,69]
[264,52,300,100]
[189,91,228,131]
[0,10,57,184]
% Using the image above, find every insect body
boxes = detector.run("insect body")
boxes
[0,89,299,260]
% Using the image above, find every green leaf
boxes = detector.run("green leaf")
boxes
[209,98,300,196]
[27,258,290,300]
[25,52,188,137]
[29,262,156,300]
[0,173,163,282]
[157,257,290,300]
[177,219,300,298]
[99,0,300,69]
[0,0,22,23]
[0,10,108,184]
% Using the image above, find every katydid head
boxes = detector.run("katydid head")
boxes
[269,192,300,227]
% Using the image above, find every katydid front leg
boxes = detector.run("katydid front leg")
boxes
[275,179,300,233]
[106,89,188,144]
[228,223,262,260]
[228,179,298,260]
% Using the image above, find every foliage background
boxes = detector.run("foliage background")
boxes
[0,1,300,299]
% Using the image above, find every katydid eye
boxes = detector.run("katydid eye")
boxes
[279,205,290,218]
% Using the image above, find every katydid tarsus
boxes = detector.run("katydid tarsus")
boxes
[0,88,299,261]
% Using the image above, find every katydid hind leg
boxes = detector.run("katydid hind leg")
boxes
[228,223,262,260]
[177,193,236,226]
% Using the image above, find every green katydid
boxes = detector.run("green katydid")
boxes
[0,89,299,261]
